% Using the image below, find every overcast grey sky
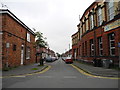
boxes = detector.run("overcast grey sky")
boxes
[1,0,95,54]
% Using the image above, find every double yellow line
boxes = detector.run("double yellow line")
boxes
[70,64,120,80]
[0,65,51,78]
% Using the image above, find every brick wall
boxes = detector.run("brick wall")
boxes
[2,11,36,68]
[0,14,2,68]
[72,1,120,65]
[77,24,120,65]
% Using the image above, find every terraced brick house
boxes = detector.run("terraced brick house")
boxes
[0,9,36,69]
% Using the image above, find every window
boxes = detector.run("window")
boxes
[108,33,115,56]
[26,47,30,59]
[107,1,115,21]
[27,33,30,42]
[98,37,103,56]
[6,43,10,48]
[89,14,94,30]
[0,31,3,34]
[97,8,103,26]
[90,39,94,56]
[13,44,17,51]
[83,23,85,33]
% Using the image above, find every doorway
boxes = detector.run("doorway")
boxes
[21,45,24,65]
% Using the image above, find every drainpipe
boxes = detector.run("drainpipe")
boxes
[69,44,70,57]
[93,12,97,61]
[24,30,27,65]
[118,43,120,68]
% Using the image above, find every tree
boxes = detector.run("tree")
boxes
[56,53,61,57]
[35,31,48,65]
[35,31,48,48]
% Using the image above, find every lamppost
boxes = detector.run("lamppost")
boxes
[69,44,70,57]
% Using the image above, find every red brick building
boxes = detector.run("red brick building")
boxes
[72,1,120,67]
[36,46,56,63]
[72,32,79,60]
[0,9,36,68]
[64,49,72,57]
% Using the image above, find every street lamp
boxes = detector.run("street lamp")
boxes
[68,44,71,57]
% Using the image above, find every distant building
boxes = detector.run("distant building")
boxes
[72,1,120,66]
[66,49,72,57]
[72,32,79,60]
[62,49,72,58]
[0,9,36,68]
[36,46,56,62]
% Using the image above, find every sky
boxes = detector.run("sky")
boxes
[1,0,95,54]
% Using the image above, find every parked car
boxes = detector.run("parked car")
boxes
[65,57,73,64]
[51,57,56,61]
[45,57,53,62]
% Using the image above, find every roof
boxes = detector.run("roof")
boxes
[80,1,97,21]
[71,31,78,37]
[0,9,35,35]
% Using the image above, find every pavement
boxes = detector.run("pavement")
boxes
[2,59,119,88]
[73,61,120,78]
[2,63,48,77]
[1,60,120,78]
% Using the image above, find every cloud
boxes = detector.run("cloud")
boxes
[2,0,95,53]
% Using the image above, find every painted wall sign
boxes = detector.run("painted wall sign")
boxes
[104,19,120,32]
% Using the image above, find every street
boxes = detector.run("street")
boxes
[2,58,118,88]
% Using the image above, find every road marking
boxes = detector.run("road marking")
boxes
[37,76,53,78]
[70,64,120,80]
[63,76,77,79]
[11,76,26,78]
[0,65,51,78]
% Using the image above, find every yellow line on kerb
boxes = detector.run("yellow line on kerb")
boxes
[0,65,51,78]
[70,64,120,80]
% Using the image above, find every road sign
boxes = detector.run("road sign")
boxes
[118,43,120,48]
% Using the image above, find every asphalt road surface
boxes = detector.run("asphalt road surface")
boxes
[2,58,118,88]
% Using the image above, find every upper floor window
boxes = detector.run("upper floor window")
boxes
[89,14,94,30]
[97,8,103,26]
[27,33,30,42]
[107,1,115,21]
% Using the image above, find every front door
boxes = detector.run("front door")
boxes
[21,45,24,65]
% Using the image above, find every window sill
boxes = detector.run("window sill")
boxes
[26,58,30,60]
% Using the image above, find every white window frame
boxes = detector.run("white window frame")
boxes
[90,39,94,56]
[26,47,31,59]
[27,33,30,42]
[97,8,103,26]
[107,1,115,21]
[90,14,94,30]
[109,33,115,56]
[98,37,103,56]
[0,31,3,34]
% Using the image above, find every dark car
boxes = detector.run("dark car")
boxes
[45,57,53,62]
